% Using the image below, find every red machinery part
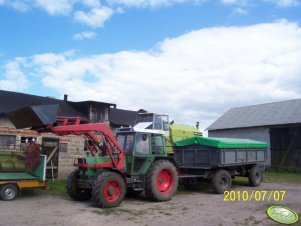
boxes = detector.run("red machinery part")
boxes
[25,141,41,171]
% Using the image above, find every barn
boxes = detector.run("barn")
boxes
[207,99,301,172]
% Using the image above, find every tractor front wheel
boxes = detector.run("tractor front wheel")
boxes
[0,184,18,201]
[93,172,126,208]
[145,160,178,202]
[67,169,92,201]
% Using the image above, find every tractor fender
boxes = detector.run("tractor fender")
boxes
[95,168,126,183]
[153,156,176,166]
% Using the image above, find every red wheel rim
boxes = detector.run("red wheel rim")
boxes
[156,169,174,194]
[103,181,121,202]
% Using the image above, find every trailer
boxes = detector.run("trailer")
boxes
[174,136,268,193]
[0,151,47,201]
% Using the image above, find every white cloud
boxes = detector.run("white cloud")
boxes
[73,31,97,40]
[0,0,32,12]
[265,0,300,7]
[0,58,28,91]
[81,0,101,8]
[3,21,301,127]
[232,7,248,15]
[107,0,188,8]
[221,0,249,5]
[74,7,114,28]
[34,0,73,15]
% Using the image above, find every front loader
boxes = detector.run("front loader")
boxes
[6,105,179,208]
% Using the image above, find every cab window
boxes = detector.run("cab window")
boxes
[154,115,162,130]
[151,134,164,154]
[135,134,150,155]
[117,134,134,154]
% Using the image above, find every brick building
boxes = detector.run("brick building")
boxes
[0,90,137,178]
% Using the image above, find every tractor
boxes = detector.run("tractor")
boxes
[44,117,178,208]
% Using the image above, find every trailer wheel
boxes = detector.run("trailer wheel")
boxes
[212,170,232,194]
[0,184,18,201]
[93,172,126,208]
[67,169,91,201]
[145,160,178,201]
[248,165,262,187]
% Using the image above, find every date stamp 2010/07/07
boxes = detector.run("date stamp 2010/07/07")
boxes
[224,190,286,202]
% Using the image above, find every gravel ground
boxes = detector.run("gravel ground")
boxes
[0,181,300,226]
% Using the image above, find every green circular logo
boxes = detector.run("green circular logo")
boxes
[267,206,299,225]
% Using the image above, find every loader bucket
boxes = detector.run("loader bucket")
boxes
[6,104,59,129]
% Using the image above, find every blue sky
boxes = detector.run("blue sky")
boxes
[0,0,301,128]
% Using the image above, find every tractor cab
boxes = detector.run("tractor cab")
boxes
[135,113,169,132]
[116,125,167,176]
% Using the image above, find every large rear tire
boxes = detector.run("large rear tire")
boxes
[248,165,262,187]
[93,172,126,208]
[67,169,92,201]
[0,184,18,201]
[212,170,232,194]
[145,160,178,202]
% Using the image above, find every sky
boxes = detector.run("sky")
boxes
[0,0,301,130]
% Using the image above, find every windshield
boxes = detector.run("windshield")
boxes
[116,133,134,154]
[136,114,154,123]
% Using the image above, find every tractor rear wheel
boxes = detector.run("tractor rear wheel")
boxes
[67,169,92,201]
[93,172,126,208]
[0,184,18,201]
[248,165,262,187]
[145,160,178,202]
[212,169,232,194]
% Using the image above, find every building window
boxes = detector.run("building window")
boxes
[20,137,37,152]
[59,143,68,153]
[0,135,16,150]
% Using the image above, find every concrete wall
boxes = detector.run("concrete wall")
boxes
[56,135,85,178]
[0,116,15,128]
[208,127,271,166]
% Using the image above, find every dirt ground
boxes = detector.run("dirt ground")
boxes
[0,181,300,226]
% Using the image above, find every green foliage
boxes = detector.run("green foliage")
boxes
[46,179,67,195]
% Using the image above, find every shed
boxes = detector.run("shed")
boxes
[207,99,301,171]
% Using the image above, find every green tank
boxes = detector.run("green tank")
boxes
[165,124,202,154]
[0,151,27,171]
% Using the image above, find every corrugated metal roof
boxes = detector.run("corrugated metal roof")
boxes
[0,90,86,119]
[207,99,301,131]
[109,108,138,126]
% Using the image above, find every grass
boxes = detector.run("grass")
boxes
[263,171,301,184]
[232,171,301,186]
[46,179,67,195]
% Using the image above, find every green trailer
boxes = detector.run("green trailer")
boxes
[0,153,47,201]
[174,136,268,193]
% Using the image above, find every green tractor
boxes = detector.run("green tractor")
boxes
[46,118,179,208]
